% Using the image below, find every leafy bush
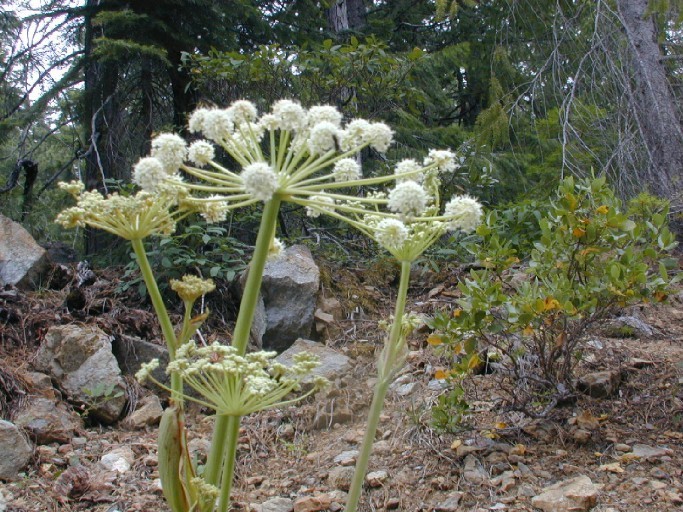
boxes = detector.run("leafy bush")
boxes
[428,176,679,419]
[120,224,248,299]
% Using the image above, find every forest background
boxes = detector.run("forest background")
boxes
[1,0,682,265]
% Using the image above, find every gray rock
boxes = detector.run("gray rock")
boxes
[328,466,355,491]
[463,454,488,485]
[577,370,621,398]
[35,325,126,424]
[99,446,135,473]
[0,419,33,480]
[611,315,655,337]
[112,334,170,386]
[261,497,294,512]
[333,450,359,466]
[12,397,83,444]
[366,470,389,487]
[531,475,599,512]
[631,443,672,461]
[124,395,163,429]
[261,245,320,352]
[0,214,49,289]
[434,492,464,511]
[276,338,350,383]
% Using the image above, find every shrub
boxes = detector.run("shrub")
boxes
[428,176,679,418]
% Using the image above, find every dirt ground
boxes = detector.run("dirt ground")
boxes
[1,260,682,512]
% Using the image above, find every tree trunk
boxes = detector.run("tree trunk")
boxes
[327,0,366,35]
[617,0,683,213]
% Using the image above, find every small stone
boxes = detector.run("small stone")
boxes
[427,379,448,391]
[333,450,359,466]
[614,443,631,452]
[394,382,417,396]
[650,480,667,490]
[328,467,354,491]
[372,440,391,455]
[261,497,294,512]
[0,420,33,480]
[491,470,516,492]
[577,370,621,398]
[531,475,599,512]
[99,446,135,473]
[385,497,401,509]
[463,454,489,485]
[366,470,389,487]
[124,394,163,429]
[434,492,464,511]
[631,443,671,461]
[572,429,592,444]
[293,494,332,512]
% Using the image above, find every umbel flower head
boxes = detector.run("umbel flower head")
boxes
[55,180,193,240]
[136,341,329,416]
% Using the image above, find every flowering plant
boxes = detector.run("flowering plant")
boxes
[57,99,482,512]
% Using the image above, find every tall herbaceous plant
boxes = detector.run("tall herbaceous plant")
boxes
[57,100,483,512]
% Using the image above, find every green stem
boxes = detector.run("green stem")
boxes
[216,416,240,512]
[203,197,282,497]
[345,260,411,512]
[131,238,182,401]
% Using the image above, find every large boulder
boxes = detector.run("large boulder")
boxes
[112,334,170,386]
[35,325,127,424]
[0,214,49,289]
[0,420,33,480]
[12,397,83,444]
[261,245,320,352]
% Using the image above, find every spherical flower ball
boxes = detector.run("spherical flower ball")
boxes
[133,157,167,193]
[340,119,371,151]
[259,114,279,131]
[202,109,235,142]
[269,237,285,259]
[228,100,258,125]
[308,121,339,155]
[151,133,187,173]
[388,181,429,217]
[241,162,279,202]
[198,196,230,223]
[424,149,457,173]
[444,195,483,233]
[307,105,343,128]
[375,218,408,250]
[306,194,335,218]
[394,159,423,183]
[332,158,361,182]
[188,107,211,134]
[188,141,215,167]
[366,122,393,153]
[272,99,306,131]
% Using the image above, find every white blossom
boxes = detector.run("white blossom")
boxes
[444,195,483,233]
[188,107,211,134]
[241,162,279,202]
[307,105,343,127]
[375,218,408,250]
[305,194,335,218]
[272,99,307,131]
[366,122,393,152]
[424,149,458,173]
[202,109,235,142]
[188,140,215,167]
[151,133,187,173]
[394,159,423,183]
[339,119,371,151]
[332,158,361,182]
[228,100,258,125]
[388,181,429,217]
[307,121,339,155]
[133,157,167,193]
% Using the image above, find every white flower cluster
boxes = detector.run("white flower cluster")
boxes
[444,195,483,233]
[305,194,335,218]
[147,341,328,416]
[388,181,429,217]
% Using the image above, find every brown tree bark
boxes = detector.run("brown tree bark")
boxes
[617,0,683,213]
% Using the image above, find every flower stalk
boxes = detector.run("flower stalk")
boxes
[344,260,411,512]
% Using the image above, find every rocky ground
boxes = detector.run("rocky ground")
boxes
[0,258,682,512]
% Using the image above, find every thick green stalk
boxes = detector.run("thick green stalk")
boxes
[131,238,182,400]
[204,197,282,497]
[345,260,411,512]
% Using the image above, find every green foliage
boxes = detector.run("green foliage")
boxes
[428,176,679,417]
[80,382,124,418]
[120,224,247,299]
